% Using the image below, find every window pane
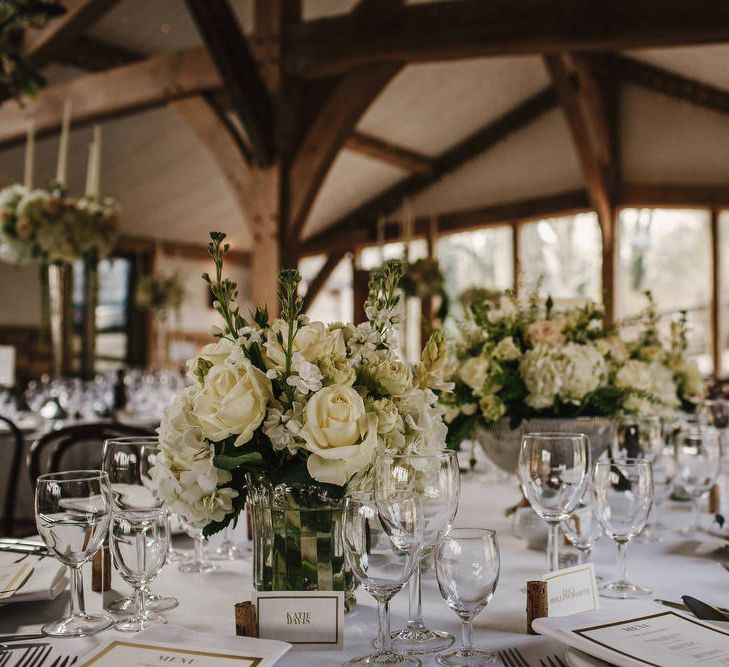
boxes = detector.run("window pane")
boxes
[437,226,513,302]
[720,212,729,374]
[298,255,353,324]
[359,240,427,270]
[618,208,711,372]
[520,212,602,302]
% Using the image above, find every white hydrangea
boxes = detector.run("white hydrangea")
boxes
[558,343,607,404]
[520,345,563,410]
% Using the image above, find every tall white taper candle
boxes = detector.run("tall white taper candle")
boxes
[55,99,72,186]
[23,120,35,189]
[84,143,96,196]
[91,125,102,197]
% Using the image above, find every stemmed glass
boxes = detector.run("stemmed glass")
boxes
[110,508,170,632]
[179,522,216,573]
[593,459,653,599]
[102,437,178,616]
[675,425,721,536]
[518,433,589,572]
[374,450,460,655]
[35,470,114,637]
[212,524,246,560]
[435,528,500,667]
[342,493,422,667]
[562,502,603,565]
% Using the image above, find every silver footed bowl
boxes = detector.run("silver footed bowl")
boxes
[475,416,616,474]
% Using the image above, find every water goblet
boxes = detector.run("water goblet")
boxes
[110,508,171,632]
[561,503,603,565]
[518,433,590,572]
[613,415,664,462]
[35,470,114,637]
[342,493,423,667]
[374,450,460,655]
[102,437,178,615]
[179,522,217,573]
[675,425,721,536]
[434,528,500,667]
[593,459,653,599]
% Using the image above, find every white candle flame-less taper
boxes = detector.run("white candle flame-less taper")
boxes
[23,119,34,189]
[55,99,72,186]
[92,125,102,197]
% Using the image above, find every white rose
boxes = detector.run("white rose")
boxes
[299,385,378,486]
[527,320,564,346]
[559,343,607,404]
[319,354,357,387]
[368,397,401,434]
[459,356,490,395]
[494,336,521,362]
[595,336,628,365]
[263,319,344,369]
[192,359,272,446]
[187,338,236,383]
[520,345,562,410]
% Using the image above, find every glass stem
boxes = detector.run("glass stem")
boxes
[136,584,146,623]
[547,521,560,572]
[406,554,425,630]
[69,565,85,617]
[579,547,590,565]
[377,600,392,654]
[692,497,702,533]
[616,540,628,583]
[461,618,474,652]
[195,535,204,564]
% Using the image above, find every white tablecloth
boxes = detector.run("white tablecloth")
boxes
[2,462,728,666]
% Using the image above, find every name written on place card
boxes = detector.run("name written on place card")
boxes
[542,562,599,617]
[254,591,344,650]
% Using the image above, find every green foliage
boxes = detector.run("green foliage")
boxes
[204,232,248,337]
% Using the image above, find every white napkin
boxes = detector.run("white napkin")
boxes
[0,553,66,605]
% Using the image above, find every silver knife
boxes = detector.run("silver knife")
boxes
[682,595,729,622]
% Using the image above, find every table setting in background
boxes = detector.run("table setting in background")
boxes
[2,234,729,667]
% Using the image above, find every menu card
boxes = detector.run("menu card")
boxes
[534,605,729,667]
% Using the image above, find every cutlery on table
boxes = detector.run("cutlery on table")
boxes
[498,647,532,667]
[0,635,45,643]
[0,652,10,667]
[540,656,568,667]
[682,595,729,622]
[656,598,729,616]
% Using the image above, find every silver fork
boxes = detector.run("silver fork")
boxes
[17,645,52,667]
[0,652,10,667]
[498,647,530,667]
[540,655,568,667]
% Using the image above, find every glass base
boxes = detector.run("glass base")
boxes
[436,648,497,666]
[391,628,455,655]
[108,593,178,614]
[212,544,247,561]
[167,548,189,563]
[634,526,663,543]
[42,612,114,637]
[345,651,421,666]
[599,580,652,599]
[114,612,166,633]
[179,560,217,573]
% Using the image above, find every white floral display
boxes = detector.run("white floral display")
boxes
[150,233,450,533]
[440,289,704,448]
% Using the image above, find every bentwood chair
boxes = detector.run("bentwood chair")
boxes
[0,415,25,536]
[28,422,156,487]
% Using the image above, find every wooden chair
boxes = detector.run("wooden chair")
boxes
[28,422,156,487]
[0,415,24,536]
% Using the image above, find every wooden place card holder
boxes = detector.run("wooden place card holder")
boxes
[526,580,548,634]
[235,601,258,637]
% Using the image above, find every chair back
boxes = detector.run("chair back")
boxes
[28,422,156,487]
[0,415,24,536]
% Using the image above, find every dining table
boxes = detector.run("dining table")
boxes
[1,455,728,667]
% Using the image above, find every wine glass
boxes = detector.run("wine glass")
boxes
[212,524,246,560]
[675,425,721,535]
[561,502,603,565]
[435,528,500,667]
[179,522,216,573]
[518,433,589,572]
[110,508,170,632]
[593,459,653,599]
[342,493,422,667]
[35,470,113,637]
[374,450,460,655]
[613,415,664,462]
[102,437,178,616]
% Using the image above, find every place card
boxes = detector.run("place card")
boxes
[542,562,599,617]
[0,562,32,599]
[78,641,269,667]
[254,591,344,650]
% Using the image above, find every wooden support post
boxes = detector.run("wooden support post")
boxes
[711,209,721,375]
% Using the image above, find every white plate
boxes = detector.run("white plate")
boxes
[565,647,612,667]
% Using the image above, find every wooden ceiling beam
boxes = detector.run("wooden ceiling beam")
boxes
[22,0,121,67]
[116,235,251,265]
[286,63,402,241]
[345,131,434,175]
[598,52,729,117]
[286,0,729,79]
[619,183,729,208]
[55,35,144,72]
[302,85,557,245]
[0,46,220,148]
[185,0,274,166]
[299,189,591,257]
[302,252,346,312]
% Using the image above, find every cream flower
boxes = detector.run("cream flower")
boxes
[669,357,703,400]
[595,336,629,365]
[366,357,413,396]
[559,343,607,404]
[520,345,562,410]
[187,338,235,384]
[299,385,378,486]
[192,359,272,446]
[368,397,401,435]
[319,354,357,387]
[493,336,521,362]
[526,320,564,347]
[263,319,345,369]
[479,394,506,422]
[459,356,490,395]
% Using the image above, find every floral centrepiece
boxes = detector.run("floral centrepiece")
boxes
[441,289,704,449]
[150,232,449,592]
[0,185,119,265]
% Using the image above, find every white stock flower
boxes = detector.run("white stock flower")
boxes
[299,385,378,486]
[192,359,272,446]
[286,352,323,394]
[263,403,304,452]
[559,343,607,404]
[520,345,562,410]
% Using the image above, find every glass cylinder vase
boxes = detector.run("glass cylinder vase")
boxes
[245,474,355,612]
